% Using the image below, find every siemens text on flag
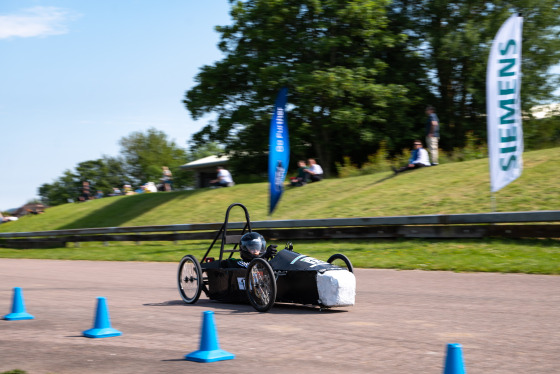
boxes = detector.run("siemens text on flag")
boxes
[487,14,523,193]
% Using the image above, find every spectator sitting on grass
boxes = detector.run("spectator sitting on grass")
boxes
[0,213,18,223]
[123,184,135,195]
[290,160,308,186]
[109,187,122,196]
[304,158,323,182]
[143,182,158,193]
[392,140,431,174]
[210,166,234,187]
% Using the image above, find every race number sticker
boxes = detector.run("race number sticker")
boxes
[237,277,246,290]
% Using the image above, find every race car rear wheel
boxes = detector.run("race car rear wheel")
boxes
[245,258,276,312]
[178,255,203,304]
[327,253,354,273]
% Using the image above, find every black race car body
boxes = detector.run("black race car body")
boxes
[270,249,355,307]
[200,249,355,307]
[177,203,355,312]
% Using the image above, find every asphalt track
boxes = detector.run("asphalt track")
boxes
[0,259,558,373]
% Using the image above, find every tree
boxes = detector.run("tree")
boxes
[38,170,79,206]
[74,156,130,194]
[188,141,224,161]
[119,128,189,187]
[37,129,191,206]
[391,0,560,148]
[38,157,130,206]
[185,0,410,176]
[186,0,560,170]
[102,155,131,188]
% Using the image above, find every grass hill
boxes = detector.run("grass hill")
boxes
[1,147,559,233]
[1,148,558,274]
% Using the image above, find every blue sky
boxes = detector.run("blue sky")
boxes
[1,3,558,211]
[0,1,231,210]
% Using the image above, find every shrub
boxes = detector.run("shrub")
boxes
[336,142,392,178]
[337,133,489,178]
[442,132,488,163]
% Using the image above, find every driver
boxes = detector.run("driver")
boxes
[222,232,277,268]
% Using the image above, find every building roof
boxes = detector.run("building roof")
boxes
[180,154,230,170]
[531,103,560,119]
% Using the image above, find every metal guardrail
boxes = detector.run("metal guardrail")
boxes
[0,211,558,248]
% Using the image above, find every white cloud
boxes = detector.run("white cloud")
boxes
[0,6,79,39]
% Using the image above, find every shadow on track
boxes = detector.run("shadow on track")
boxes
[143,298,348,315]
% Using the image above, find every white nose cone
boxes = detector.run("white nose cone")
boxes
[317,270,356,307]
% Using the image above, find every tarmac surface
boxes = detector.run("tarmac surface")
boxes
[0,258,558,373]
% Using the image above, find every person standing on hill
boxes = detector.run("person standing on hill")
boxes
[79,181,92,202]
[161,166,173,191]
[425,105,440,165]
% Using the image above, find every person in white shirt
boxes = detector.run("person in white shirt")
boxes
[211,166,234,187]
[304,158,324,182]
[392,140,431,174]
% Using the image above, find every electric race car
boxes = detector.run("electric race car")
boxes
[177,203,356,312]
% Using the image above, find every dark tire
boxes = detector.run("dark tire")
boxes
[327,253,354,273]
[245,258,276,312]
[177,255,203,304]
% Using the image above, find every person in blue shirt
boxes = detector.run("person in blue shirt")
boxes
[392,140,431,174]
[425,105,440,165]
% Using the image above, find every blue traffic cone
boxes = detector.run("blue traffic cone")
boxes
[82,297,122,338]
[443,343,466,374]
[185,311,235,363]
[4,287,35,321]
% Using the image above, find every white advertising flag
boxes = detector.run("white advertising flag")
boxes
[487,13,523,193]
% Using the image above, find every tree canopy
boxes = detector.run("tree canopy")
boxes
[38,129,190,206]
[119,128,188,185]
[185,0,560,176]
[390,0,560,145]
[38,156,130,206]
[185,0,411,175]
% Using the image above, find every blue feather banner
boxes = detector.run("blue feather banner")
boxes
[268,87,289,215]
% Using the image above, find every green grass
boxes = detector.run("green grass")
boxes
[0,148,559,274]
[0,238,558,274]
[1,147,559,234]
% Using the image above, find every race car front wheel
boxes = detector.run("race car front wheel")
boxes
[327,253,354,273]
[177,254,203,304]
[245,258,277,312]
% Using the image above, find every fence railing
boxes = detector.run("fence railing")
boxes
[0,211,559,248]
